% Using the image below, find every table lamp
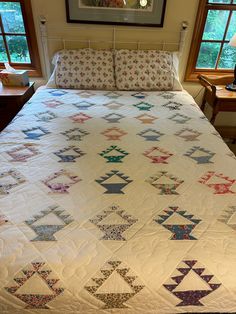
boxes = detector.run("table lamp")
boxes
[226,33,236,91]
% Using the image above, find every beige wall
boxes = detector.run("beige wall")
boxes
[31,0,235,126]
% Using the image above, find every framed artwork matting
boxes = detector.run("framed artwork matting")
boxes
[65,0,167,27]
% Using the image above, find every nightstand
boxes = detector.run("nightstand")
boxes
[0,82,35,131]
[198,75,236,140]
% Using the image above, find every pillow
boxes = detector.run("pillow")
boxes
[52,49,116,90]
[114,49,182,91]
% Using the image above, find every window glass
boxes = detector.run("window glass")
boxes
[202,10,230,40]
[6,35,30,63]
[0,1,41,75]
[218,43,236,68]
[226,11,236,40]
[208,0,231,3]
[186,0,236,80]
[0,2,31,64]
[0,2,25,33]
[196,42,221,68]
[0,36,8,62]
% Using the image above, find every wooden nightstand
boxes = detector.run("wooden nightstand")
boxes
[198,75,236,140]
[0,82,35,131]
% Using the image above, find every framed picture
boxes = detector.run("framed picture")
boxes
[65,0,167,27]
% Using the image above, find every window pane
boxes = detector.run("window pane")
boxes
[0,36,8,62]
[6,35,30,63]
[208,0,231,3]
[0,2,25,33]
[218,43,236,68]
[196,42,221,68]
[226,11,236,41]
[203,10,229,40]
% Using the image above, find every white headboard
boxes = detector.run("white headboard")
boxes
[39,17,188,80]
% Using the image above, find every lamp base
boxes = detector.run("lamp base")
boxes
[225,83,236,91]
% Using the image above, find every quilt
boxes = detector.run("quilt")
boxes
[0,88,236,314]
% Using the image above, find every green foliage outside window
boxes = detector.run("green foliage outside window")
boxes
[197,5,236,70]
[0,1,30,64]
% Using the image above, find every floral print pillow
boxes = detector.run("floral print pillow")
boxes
[55,49,116,90]
[114,49,181,91]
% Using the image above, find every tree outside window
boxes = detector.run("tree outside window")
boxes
[185,0,236,81]
[0,0,41,76]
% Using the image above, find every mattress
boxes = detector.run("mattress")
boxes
[0,88,235,314]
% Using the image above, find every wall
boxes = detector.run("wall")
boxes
[30,0,235,126]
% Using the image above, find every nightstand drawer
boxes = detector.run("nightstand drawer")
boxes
[0,103,8,110]
[0,113,14,131]
[0,105,23,131]
[0,82,34,131]
[0,102,23,116]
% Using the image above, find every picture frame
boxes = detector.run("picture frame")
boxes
[65,0,167,27]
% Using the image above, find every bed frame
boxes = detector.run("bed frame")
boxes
[39,16,188,80]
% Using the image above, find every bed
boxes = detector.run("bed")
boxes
[1,18,236,311]
[0,83,236,313]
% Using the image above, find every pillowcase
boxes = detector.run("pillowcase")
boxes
[52,49,116,90]
[114,49,182,91]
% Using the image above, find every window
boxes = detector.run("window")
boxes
[185,0,236,81]
[0,0,41,76]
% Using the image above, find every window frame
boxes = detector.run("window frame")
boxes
[0,0,41,77]
[185,0,236,82]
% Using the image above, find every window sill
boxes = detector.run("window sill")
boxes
[185,70,234,83]
[0,64,42,78]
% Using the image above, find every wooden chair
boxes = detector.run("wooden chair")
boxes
[198,74,236,141]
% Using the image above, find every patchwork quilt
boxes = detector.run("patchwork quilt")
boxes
[0,88,236,314]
